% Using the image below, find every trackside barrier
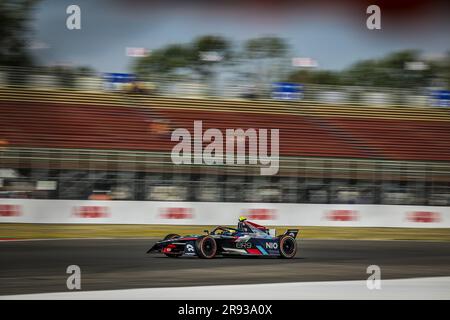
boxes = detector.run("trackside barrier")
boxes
[0,200,449,228]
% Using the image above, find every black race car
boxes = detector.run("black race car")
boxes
[147,220,298,259]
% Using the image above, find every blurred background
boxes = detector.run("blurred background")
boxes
[0,0,449,207]
[2,1,450,300]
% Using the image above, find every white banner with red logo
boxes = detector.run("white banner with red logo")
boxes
[0,200,449,228]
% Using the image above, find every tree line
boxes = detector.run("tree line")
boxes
[1,1,448,89]
[132,35,449,89]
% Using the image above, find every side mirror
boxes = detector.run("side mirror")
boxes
[203,230,209,235]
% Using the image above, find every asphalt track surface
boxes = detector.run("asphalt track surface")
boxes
[1,239,450,296]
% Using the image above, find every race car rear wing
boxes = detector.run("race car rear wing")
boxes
[283,229,299,238]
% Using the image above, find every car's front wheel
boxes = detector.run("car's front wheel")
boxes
[278,235,297,259]
[164,233,180,240]
[163,233,182,257]
[195,236,217,259]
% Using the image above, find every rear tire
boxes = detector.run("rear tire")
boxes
[195,236,217,259]
[279,235,297,259]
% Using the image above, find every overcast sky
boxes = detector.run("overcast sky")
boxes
[29,0,450,73]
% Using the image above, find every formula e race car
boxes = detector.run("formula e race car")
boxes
[147,219,299,259]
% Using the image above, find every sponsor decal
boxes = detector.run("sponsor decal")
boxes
[0,204,21,217]
[72,206,109,218]
[184,243,196,255]
[159,207,193,219]
[326,209,359,221]
[265,242,278,250]
[236,242,252,249]
[407,211,441,223]
[244,208,277,220]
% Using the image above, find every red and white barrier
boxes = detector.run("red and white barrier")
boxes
[0,199,449,228]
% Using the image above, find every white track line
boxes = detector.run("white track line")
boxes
[2,277,450,300]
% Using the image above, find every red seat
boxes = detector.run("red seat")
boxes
[1,101,449,161]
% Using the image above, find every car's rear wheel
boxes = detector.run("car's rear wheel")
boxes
[195,236,217,259]
[279,235,297,259]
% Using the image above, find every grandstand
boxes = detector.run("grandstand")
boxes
[0,87,449,206]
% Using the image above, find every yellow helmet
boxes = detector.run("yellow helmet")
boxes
[239,216,247,222]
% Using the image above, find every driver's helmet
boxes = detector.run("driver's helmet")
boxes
[237,216,248,232]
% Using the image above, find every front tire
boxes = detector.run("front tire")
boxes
[164,233,180,240]
[195,236,217,259]
[163,233,182,257]
[279,235,297,259]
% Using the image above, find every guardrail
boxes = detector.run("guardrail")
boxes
[1,147,450,205]
[2,147,450,177]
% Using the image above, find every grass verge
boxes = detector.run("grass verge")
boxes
[1,223,450,241]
